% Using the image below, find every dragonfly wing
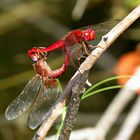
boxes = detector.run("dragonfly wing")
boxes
[28,79,62,130]
[82,20,120,45]
[5,75,41,120]
[65,35,86,69]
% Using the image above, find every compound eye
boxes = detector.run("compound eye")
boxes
[31,53,39,62]
[84,32,91,41]
[27,47,48,62]
[84,29,95,41]
[90,30,95,40]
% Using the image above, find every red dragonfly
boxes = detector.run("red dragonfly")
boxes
[5,57,64,129]
[27,20,119,77]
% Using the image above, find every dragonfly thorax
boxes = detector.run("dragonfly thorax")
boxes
[64,29,84,46]
[65,29,95,46]
[34,60,52,78]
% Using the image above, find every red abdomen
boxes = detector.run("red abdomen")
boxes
[44,40,66,52]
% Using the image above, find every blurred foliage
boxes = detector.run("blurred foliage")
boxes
[125,0,140,8]
[0,0,140,140]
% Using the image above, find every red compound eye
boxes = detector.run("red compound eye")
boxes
[27,48,41,62]
[83,29,95,41]
[31,53,39,62]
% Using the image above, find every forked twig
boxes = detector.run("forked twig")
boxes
[33,5,140,140]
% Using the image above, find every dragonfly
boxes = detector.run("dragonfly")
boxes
[27,20,119,78]
[5,57,64,130]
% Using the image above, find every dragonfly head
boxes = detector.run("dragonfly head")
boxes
[27,47,48,62]
[83,29,95,41]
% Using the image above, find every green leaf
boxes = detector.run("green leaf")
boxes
[83,75,130,95]
[125,0,140,8]
[82,75,131,100]
[82,85,123,100]
[56,106,67,139]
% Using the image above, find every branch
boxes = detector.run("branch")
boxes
[58,72,89,140]
[114,96,140,140]
[33,5,140,140]
[72,0,89,20]
[114,68,140,140]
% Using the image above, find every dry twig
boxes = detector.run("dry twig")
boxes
[58,72,89,140]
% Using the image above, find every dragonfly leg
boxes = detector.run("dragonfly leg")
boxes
[97,45,106,50]
[76,44,89,66]
[76,44,85,65]
[84,42,105,50]
[38,48,51,60]
[87,44,96,49]
[82,42,91,55]
[77,44,83,59]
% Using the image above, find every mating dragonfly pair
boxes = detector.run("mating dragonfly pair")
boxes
[5,21,117,129]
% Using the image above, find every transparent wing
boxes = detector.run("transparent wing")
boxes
[28,78,62,130]
[5,75,42,120]
[82,20,120,45]
[65,33,87,67]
